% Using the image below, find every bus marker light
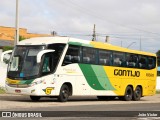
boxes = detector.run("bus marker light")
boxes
[15,89,21,93]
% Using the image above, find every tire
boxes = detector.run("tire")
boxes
[30,96,41,101]
[58,84,69,102]
[123,86,133,101]
[133,86,142,101]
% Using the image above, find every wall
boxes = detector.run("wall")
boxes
[0,26,52,42]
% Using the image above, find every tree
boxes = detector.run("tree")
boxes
[156,50,160,66]
[19,35,26,41]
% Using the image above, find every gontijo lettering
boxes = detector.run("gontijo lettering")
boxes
[114,69,140,77]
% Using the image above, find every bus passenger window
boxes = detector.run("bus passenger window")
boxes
[113,52,125,67]
[148,57,156,69]
[99,50,112,66]
[127,54,138,68]
[138,55,147,69]
[62,45,81,66]
[82,47,96,64]
[63,55,72,64]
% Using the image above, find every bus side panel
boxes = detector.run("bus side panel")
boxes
[79,64,116,96]
[147,80,156,95]
[58,64,91,96]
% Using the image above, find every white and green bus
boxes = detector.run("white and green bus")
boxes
[2,37,157,102]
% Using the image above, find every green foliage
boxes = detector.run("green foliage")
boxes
[2,46,14,52]
[156,50,160,56]
[156,90,160,94]
[19,35,26,41]
[0,88,5,94]
[156,50,160,66]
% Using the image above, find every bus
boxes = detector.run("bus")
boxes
[1,37,157,102]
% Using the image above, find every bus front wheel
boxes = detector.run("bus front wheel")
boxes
[133,86,142,101]
[123,86,133,101]
[58,84,69,102]
[30,96,41,101]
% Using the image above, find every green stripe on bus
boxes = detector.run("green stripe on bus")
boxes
[68,42,93,47]
[21,79,34,84]
[91,65,115,90]
[79,64,115,90]
[79,64,105,90]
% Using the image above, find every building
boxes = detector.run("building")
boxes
[0,26,52,46]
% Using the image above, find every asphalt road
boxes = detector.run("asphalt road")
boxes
[0,94,160,120]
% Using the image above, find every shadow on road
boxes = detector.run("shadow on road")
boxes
[0,94,148,103]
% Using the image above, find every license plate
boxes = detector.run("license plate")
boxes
[15,89,21,93]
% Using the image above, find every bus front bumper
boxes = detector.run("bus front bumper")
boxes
[5,84,56,96]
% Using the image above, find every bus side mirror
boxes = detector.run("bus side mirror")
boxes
[37,49,55,63]
[1,50,12,64]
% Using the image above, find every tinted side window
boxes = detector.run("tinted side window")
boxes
[48,44,65,57]
[63,45,81,66]
[138,55,147,69]
[41,53,54,76]
[48,43,65,67]
[113,52,125,67]
[82,47,96,64]
[158,71,160,76]
[99,50,112,66]
[148,56,156,69]
[126,54,138,68]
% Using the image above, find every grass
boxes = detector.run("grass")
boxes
[0,87,5,94]
[156,90,160,94]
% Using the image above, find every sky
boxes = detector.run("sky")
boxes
[0,0,160,53]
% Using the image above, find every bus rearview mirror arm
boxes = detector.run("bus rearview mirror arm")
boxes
[37,49,55,63]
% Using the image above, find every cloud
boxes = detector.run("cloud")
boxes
[0,0,160,53]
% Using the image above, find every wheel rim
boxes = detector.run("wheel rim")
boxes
[62,89,69,99]
[135,88,141,98]
[126,89,132,99]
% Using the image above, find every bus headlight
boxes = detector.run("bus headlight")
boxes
[29,80,43,87]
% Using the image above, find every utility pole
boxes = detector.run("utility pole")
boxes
[92,24,96,41]
[14,0,19,46]
[140,35,142,51]
[105,36,109,43]
[121,41,122,47]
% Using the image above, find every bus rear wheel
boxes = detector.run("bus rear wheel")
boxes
[133,86,142,101]
[123,86,133,101]
[30,96,41,101]
[58,84,69,102]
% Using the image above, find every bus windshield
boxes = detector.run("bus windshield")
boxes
[8,45,45,79]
